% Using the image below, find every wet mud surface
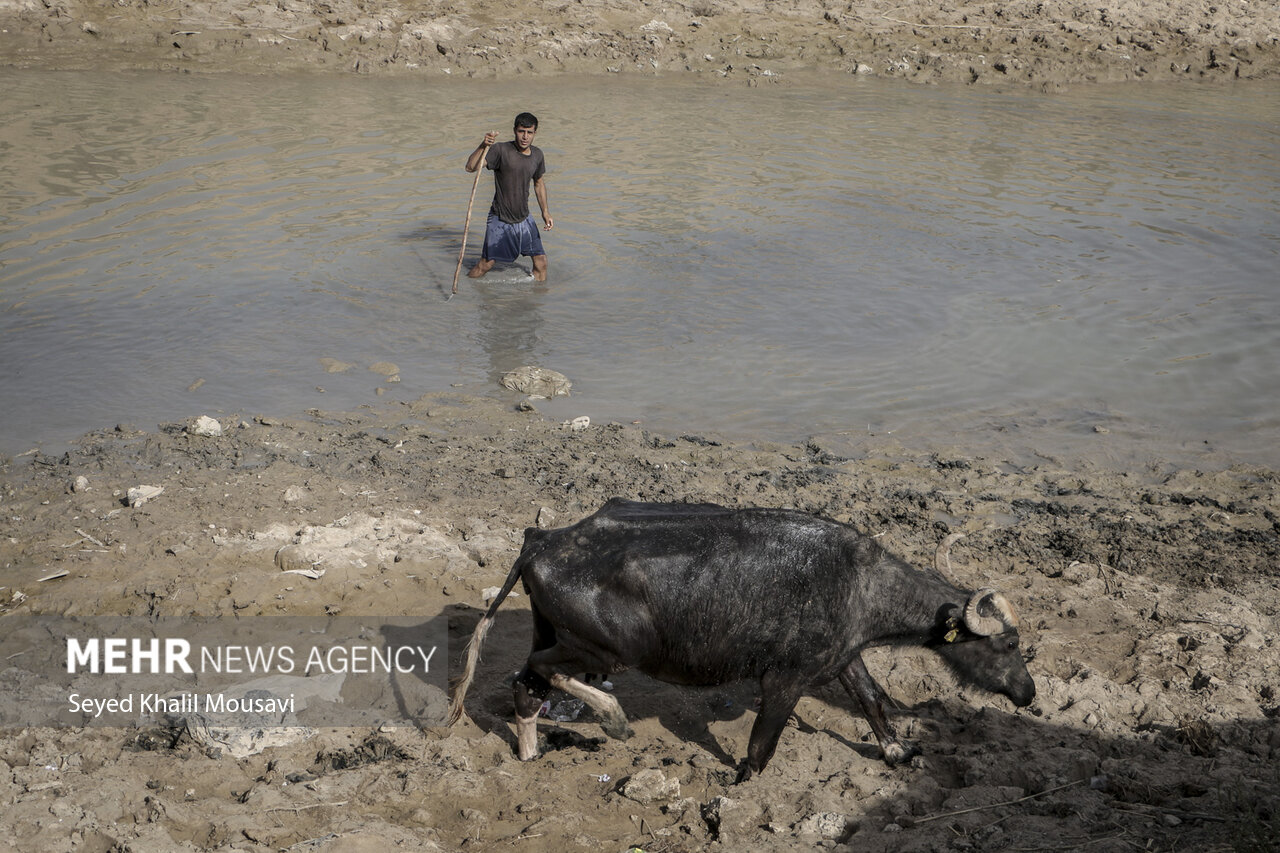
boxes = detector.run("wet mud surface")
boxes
[2,394,1278,851]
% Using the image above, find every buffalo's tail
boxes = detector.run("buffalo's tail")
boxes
[446,528,547,725]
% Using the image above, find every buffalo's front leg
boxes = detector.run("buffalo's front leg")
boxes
[737,670,804,783]
[839,655,919,766]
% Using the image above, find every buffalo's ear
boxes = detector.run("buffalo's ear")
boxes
[933,603,964,645]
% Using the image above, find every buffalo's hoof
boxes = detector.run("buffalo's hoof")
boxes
[882,740,921,767]
[733,763,755,785]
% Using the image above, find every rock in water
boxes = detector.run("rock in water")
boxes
[500,366,572,398]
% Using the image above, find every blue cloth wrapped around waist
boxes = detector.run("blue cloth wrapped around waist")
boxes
[482,212,544,263]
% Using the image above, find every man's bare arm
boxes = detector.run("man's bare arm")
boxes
[465,131,498,172]
[534,176,553,230]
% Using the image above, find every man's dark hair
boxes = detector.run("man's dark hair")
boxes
[513,112,539,131]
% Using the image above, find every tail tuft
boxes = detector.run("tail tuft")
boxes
[446,614,494,725]
[446,534,535,725]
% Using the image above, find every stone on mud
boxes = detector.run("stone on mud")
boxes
[187,415,223,437]
[621,768,680,804]
[186,717,315,760]
[702,795,763,836]
[795,811,851,840]
[126,484,164,507]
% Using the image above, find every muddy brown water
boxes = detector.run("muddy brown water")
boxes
[2,71,1278,471]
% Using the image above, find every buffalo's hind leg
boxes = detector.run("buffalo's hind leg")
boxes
[513,665,550,760]
[520,605,632,741]
[737,670,805,784]
[524,649,632,740]
[512,607,559,761]
[547,674,633,740]
[839,654,920,766]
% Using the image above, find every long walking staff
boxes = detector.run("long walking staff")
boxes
[451,140,492,298]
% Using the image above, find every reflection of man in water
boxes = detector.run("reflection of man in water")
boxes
[465,112,553,282]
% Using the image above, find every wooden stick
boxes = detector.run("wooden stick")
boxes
[265,800,349,814]
[911,779,1085,826]
[451,142,492,296]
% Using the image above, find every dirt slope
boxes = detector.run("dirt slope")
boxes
[2,0,1279,87]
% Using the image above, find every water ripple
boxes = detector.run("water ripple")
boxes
[1,73,1277,466]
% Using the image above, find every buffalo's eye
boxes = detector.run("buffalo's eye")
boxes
[1006,639,1019,651]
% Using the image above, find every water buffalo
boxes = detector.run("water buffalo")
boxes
[449,498,1035,781]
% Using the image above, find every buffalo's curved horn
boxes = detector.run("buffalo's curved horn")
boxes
[964,589,1019,636]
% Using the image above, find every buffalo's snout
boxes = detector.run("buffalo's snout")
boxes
[1006,675,1036,707]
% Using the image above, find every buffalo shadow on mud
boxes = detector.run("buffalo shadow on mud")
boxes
[374,611,453,730]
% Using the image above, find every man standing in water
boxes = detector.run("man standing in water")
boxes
[465,113,553,281]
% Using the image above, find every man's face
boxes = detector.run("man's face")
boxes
[514,124,537,152]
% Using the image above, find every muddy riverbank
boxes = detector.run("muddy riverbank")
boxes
[2,394,1278,851]
[3,0,1279,87]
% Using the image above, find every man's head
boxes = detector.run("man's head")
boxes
[513,112,538,152]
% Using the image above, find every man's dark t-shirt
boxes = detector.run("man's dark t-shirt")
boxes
[485,141,546,224]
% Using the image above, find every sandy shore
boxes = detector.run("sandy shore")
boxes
[2,395,1278,851]
[3,0,1280,87]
